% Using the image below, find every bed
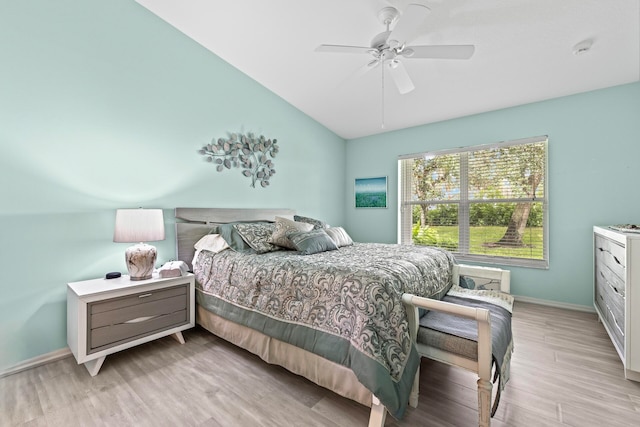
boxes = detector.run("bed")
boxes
[175,208,512,426]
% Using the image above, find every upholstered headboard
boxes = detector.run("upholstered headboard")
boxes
[174,208,296,271]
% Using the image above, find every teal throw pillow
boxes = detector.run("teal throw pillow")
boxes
[287,229,338,255]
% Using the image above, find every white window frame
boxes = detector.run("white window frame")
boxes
[398,136,549,269]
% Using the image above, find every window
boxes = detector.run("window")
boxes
[399,136,548,268]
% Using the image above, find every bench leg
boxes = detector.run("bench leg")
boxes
[477,378,492,427]
[408,365,419,408]
[368,395,387,427]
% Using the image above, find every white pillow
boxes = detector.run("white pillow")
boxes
[325,227,354,247]
[193,234,230,266]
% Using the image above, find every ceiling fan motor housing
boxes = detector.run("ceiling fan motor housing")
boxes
[377,6,399,27]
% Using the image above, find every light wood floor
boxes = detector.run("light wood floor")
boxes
[2,301,640,426]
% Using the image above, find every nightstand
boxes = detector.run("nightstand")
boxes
[67,273,195,376]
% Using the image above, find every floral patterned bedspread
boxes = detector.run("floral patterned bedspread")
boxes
[194,242,455,418]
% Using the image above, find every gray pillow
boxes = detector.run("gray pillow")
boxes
[287,229,338,255]
[293,214,328,230]
[325,227,353,247]
[269,216,314,249]
[218,222,256,253]
[233,222,280,254]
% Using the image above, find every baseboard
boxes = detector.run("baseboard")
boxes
[514,295,595,313]
[0,296,594,378]
[0,348,72,379]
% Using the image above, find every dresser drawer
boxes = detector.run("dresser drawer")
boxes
[595,259,625,298]
[595,235,626,281]
[87,284,189,353]
[600,300,625,355]
[595,271,625,336]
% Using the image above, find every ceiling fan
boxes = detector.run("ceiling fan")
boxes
[315,4,475,95]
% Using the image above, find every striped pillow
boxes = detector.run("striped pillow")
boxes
[325,227,353,247]
[287,229,338,255]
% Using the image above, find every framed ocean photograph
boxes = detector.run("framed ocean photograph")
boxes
[355,176,387,208]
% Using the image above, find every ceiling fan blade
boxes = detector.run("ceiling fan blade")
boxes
[404,45,475,60]
[315,44,373,54]
[387,4,431,47]
[337,59,381,89]
[354,59,381,78]
[388,60,415,94]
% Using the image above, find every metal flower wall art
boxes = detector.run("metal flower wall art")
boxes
[199,133,278,188]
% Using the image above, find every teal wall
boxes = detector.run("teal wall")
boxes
[2,0,638,371]
[0,0,345,370]
[346,81,640,308]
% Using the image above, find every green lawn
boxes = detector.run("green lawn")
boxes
[419,226,544,259]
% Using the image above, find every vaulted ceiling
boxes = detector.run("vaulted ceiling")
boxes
[135,0,640,139]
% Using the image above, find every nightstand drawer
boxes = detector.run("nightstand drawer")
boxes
[87,283,189,353]
[90,284,187,314]
[89,310,187,351]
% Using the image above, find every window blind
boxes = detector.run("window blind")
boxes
[399,136,548,268]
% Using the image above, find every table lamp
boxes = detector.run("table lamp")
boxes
[113,208,165,280]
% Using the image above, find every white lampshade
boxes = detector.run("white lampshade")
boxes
[113,209,165,243]
[113,209,165,281]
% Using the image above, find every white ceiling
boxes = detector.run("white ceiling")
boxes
[135,0,640,140]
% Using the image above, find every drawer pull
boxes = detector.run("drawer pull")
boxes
[124,315,160,324]
[607,281,624,298]
[138,293,153,298]
[610,309,625,337]
[598,247,624,266]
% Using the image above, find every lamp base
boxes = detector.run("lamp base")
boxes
[125,243,157,281]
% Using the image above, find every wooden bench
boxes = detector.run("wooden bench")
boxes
[402,264,512,427]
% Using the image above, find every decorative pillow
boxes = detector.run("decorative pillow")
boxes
[194,233,230,254]
[459,276,476,289]
[287,229,338,255]
[293,214,328,230]
[269,216,314,249]
[192,233,231,268]
[233,222,280,254]
[218,223,256,253]
[325,227,354,247]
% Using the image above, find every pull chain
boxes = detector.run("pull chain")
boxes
[382,15,390,128]
[381,61,385,129]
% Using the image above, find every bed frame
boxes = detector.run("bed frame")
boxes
[175,208,511,427]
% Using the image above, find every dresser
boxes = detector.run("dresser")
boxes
[67,273,195,376]
[593,226,640,381]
